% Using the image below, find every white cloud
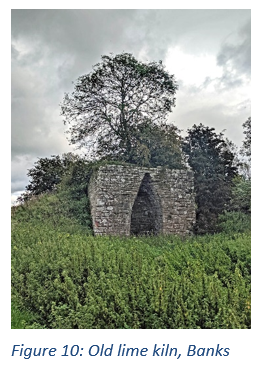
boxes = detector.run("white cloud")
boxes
[11,192,23,206]
[165,46,223,87]
[164,42,250,146]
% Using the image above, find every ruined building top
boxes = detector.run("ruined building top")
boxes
[88,164,196,236]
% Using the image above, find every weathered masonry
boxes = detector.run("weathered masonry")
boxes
[88,165,196,236]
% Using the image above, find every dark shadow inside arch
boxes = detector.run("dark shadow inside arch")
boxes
[130,173,163,236]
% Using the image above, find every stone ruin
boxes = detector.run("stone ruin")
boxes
[88,164,196,236]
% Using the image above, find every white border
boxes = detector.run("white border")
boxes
[6,2,259,381]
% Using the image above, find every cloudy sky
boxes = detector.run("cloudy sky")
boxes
[11,9,251,203]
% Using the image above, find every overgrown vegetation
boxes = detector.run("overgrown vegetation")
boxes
[183,124,238,234]
[12,210,250,329]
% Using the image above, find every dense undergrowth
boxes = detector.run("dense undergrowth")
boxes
[11,192,251,329]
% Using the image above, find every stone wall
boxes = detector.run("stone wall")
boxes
[88,164,196,236]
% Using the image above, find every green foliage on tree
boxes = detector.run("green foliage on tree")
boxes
[238,117,251,179]
[217,211,251,234]
[230,176,251,214]
[183,124,238,234]
[61,53,181,166]
[15,156,92,230]
[226,117,251,216]
[119,121,185,168]
[19,153,81,201]
[217,174,251,234]
[241,117,251,158]
[17,153,94,229]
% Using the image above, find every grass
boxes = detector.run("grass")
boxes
[11,300,42,329]
[11,191,251,329]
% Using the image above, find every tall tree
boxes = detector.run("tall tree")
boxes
[241,117,251,158]
[183,124,238,234]
[61,53,178,162]
[239,117,251,179]
[227,117,251,216]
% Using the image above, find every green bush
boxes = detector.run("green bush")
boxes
[230,176,251,214]
[12,193,92,235]
[12,219,251,329]
[218,211,251,234]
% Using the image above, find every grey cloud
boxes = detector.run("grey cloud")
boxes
[128,9,250,59]
[11,155,35,193]
[11,10,141,87]
[191,19,251,94]
[11,44,19,60]
[217,19,251,74]
[172,97,250,146]
[200,73,244,92]
[170,79,251,148]
[12,9,251,79]
[216,19,251,89]
[12,62,70,160]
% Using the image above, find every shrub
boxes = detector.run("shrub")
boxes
[12,221,251,329]
[217,211,251,234]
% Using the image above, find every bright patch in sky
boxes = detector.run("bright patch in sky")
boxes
[165,46,223,87]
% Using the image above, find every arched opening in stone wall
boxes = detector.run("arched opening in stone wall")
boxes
[130,173,163,235]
